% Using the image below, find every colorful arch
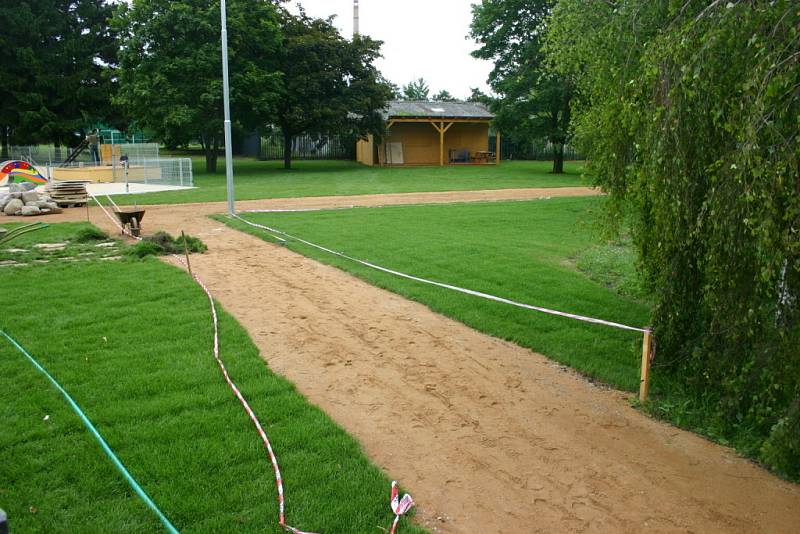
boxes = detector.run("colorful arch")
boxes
[0,160,48,186]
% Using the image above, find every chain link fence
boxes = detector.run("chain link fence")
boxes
[5,144,192,187]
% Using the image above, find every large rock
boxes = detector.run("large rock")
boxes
[3,198,23,215]
[20,205,41,216]
[0,194,9,211]
[21,191,39,203]
[7,183,35,193]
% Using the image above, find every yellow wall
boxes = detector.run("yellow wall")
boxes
[373,122,490,166]
[356,135,375,166]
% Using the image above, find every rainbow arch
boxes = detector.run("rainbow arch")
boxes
[0,160,48,186]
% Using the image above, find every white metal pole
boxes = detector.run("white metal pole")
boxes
[221,0,235,215]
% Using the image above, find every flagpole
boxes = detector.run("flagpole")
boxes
[220,0,235,215]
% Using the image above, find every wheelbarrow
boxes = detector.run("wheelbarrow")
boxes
[114,209,146,237]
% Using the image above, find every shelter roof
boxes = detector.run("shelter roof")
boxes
[384,101,494,120]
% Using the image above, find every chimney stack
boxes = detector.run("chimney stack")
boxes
[354,0,360,37]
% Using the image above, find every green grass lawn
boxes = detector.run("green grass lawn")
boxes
[111,158,586,205]
[0,222,425,534]
[222,197,652,392]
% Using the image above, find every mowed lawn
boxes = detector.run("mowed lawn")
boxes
[0,223,425,534]
[111,159,586,205]
[226,197,652,391]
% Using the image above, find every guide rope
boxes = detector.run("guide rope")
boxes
[231,213,648,333]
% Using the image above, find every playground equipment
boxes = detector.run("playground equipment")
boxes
[0,161,48,187]
[60,139,89,167]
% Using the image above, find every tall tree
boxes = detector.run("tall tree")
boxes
[401,78,430,100]
[470,0,571,173]
[432,90,457,102]
[548,0,800,478]
[0,0,118,154]
[274,10,391,169]
[115,0,282,172]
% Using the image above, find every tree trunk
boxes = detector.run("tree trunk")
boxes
[1,126,9,159]
[283,131,293,170]
[552,142,564,174]
[201,134,219,173]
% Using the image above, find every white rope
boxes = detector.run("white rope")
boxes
[232,214,649,333]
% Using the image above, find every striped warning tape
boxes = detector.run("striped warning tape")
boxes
[91,197,412,533]
[231,213,648,333]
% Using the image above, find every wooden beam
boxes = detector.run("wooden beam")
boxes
[387,120,396,129]
[442,121,454,133]
[429,121,443,133]
[495,130,501,165]
[390,117,491,124]
[439,121,445,166]
[639,329,653,402]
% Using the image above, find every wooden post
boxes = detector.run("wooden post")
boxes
[495,130,501,165]
[639,329,653,402]
[439,121,445,166]
[181,230,193,277]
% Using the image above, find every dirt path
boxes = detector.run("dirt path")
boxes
[6,188,800,533]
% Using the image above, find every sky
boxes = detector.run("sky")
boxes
[288,0,494,99]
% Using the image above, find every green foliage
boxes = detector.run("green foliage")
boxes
[0,1,119,150]
[401,78,430,100]
[74,227,109,243]
[470,0,572,173]
[432,90,457,102]
[275,10,391,169]
[548,0,800,478]
[114,0,283,172]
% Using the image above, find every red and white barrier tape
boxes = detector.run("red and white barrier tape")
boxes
[389,481,414,534]
[90,197,412,533]
[232,213,648,333]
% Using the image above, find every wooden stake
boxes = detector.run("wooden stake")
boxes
[496,130,501,165]
[181,230,193,277]
[639,329,653,402]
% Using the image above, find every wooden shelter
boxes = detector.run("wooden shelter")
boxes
[356,101,498,166]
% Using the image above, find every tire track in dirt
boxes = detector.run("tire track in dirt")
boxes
[6,187,799,533]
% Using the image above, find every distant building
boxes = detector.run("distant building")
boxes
[357,101,499,166]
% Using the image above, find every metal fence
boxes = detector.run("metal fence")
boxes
[489,136,583,161]
[7,144,192,187]
[259,133,355,160]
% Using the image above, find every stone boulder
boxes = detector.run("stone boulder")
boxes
[20,205,41,216]
[21,191,39,203]
[3,198,23,215]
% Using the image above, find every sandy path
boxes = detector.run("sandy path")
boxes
[5,188,799,533]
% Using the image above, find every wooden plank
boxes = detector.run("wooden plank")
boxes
[391,118,491,124]
[639,329,653,402]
